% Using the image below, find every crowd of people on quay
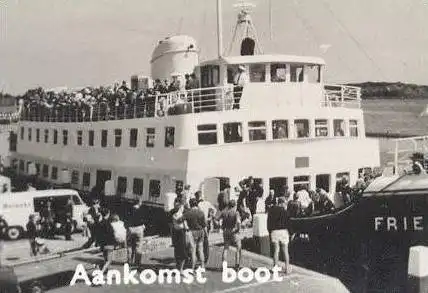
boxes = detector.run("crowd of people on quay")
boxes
[19,74,205,122]
[0,169,380,280]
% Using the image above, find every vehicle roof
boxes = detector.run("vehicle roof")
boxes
[2,189,79,198]
[200,54,326,66]
[363,173,428,196]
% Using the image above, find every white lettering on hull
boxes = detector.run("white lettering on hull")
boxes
[374,216,424,232]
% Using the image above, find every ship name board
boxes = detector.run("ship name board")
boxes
[374,216,424,232]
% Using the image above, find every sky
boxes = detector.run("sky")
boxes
[0,0,427,94]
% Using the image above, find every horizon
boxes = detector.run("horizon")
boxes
[1,0,428,94]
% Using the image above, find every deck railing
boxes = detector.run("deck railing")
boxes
[323,84,361,109]
[19,84,362,122]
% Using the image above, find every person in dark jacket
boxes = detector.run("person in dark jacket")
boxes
[26,215,38,256]
[183,198,206,270]
[98,208,115,275]
[0,215,7,240]
[64,198,73,241]
[287,193,302,218]
[268,197,291,274]
[264,189,276,212]
[169,197,187,273]
[127,204,146,267]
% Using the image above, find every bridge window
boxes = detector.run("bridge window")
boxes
[101,130,108,147]
[271,64,287,82]
[249,64,266,82]
[350,120,358,137]
[42,164,49,178]
[146,128,155,148]
[77,130,82,146]
[88,130,94,146]
[129,128,138,147]
[149,179,161,198]
[53,130,58,144]
[51,166,58,180]
[114,129,122,147]
[20,127,24,140]
[272,120,288,139]
[293,175,310,192]
[28,128,32,141]
[248,121,266,141]
[71,170,79,185]
[63,130,68,146]
[117,176,127,195]
[133,178,144,196]
[201,65,220,88]
[83,172,91,187]
[307,65,321,83]
[333,119,345,136]
[197,124,218,145]
[290,65,304,82]
[315,119,328,137]
[44,129,49,143]
[295,119,309,138]
[36,129,40,143]
[165,127,175,147]
[223,122,242,143]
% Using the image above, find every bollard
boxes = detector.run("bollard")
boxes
[252,213,270,258]
[407,246,428,293]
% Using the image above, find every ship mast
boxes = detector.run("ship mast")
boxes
[217,0,223,58]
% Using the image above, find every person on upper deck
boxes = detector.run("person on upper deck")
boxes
[232,65,249,109]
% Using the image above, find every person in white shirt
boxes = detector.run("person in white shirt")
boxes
[296,188,313,216]
[195,191,216,233]
[232,65,249,109]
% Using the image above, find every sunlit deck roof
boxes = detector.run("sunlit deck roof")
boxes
[200,54,326,66]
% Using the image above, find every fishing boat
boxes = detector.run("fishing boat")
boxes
[11,0,380,229]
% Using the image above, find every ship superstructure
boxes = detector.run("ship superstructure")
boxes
[12,1,379,208]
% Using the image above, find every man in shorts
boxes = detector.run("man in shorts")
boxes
[217,200,242,269]
[183,198,206,270]
[268,197,292,274]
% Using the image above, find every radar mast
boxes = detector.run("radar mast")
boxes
[225,0,262,56]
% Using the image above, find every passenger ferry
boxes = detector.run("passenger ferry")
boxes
[11,1,380,214]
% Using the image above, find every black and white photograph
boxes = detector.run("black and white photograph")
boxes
[0,0,427,292]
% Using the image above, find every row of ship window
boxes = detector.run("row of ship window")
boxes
[17,160,163,198]
[19,118,359,148]
[16,159,373,198]
[198,118,359,145]
[19,126,175,148]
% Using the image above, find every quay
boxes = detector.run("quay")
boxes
[1,230,350,293]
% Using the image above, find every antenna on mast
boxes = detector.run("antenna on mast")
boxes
[225,0,262,56]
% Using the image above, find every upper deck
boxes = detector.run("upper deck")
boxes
[20,83,361,123]
[18,54,362,123]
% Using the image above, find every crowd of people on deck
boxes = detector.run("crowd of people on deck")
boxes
[19,73,202,122]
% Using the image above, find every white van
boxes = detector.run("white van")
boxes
[0,189,89,240]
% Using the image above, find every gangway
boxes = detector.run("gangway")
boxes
[385,135,428,175]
